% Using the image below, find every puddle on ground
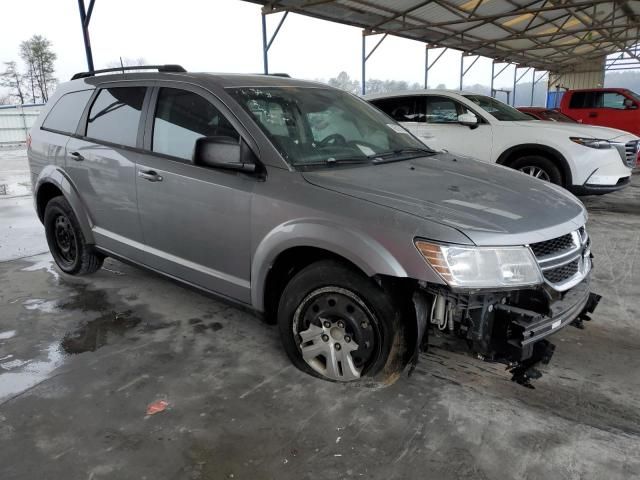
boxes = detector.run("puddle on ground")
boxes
[0,342,64,401]
[61,310,141,354]
[21,254,60,281]
[0,330,17,340]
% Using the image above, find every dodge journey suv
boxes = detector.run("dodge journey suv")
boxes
[29,66,600,387]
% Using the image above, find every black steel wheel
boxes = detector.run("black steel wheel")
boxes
[278,260,406,383]
[43,196,104,275]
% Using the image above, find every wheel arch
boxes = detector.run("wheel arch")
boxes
[496,143,573,186]
[252,221,409,321]
[34,166,95,244]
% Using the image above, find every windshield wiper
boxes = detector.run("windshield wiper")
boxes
[370,147,435,164]
[300,157,373,167]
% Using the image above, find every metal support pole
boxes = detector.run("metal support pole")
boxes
[424,46,428,89]
[361,32,387,96]
[530,69,535,106]
[261,10,289,75]
[512,65,517,106]
[77,0,96,71]
[460,54,479,91]
[362,35,366,95]
[262,13,269,74]
[490,61,495,97]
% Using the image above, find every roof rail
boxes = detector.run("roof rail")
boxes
[71,64,187,80]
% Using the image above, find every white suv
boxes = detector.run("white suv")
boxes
[367,90,637,194]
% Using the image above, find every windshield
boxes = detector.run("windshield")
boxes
[227,86,428,167]
[463,95,533,121]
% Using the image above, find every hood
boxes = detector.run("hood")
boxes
[302,154,587,246]
[506,120,637,141]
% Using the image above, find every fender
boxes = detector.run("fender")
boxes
[496,143,574,186]
[251,218,408,311]
[34,166,95,244]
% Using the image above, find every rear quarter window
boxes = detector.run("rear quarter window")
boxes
[41,89,93,134]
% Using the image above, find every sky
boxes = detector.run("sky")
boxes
[0,0,524,92]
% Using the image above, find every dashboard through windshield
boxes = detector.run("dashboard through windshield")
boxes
[227,86,427,167]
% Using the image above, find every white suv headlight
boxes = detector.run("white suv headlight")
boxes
[415,241,543,288]
[570,137,612,149]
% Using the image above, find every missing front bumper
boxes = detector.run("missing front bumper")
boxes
[411,278,601,387]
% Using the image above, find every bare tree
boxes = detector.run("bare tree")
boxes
[106,57,148,69]
[0,61,26,104]
[20,35,57,103]
[0,94,11,105]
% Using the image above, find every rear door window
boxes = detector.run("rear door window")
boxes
[569,91,600,108]
[42,89,93,134]
[86,87,147,147]
[152,88,239,161]
[371,96,425,122]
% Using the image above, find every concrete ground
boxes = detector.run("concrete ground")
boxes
[1,147,639,480]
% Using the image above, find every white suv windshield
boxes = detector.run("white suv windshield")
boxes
[227,87,427,167]
[463,94,533,121]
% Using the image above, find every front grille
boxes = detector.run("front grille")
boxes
[624,140,638,168]
[544,259,579,284]
[529,228,590,291]
[530,233,575,258]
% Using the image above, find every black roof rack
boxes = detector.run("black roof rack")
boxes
[71,64,186,80]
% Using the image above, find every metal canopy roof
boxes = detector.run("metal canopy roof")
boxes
[249,0,640,72]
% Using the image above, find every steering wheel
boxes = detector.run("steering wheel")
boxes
[318,133,347,147]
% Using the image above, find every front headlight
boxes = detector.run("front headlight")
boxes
[415,241,543,288]
[570,137,612,149]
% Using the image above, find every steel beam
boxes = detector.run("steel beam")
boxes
[77,0,96,71]
[459,53,480,90]
[361,32,388,95]
[261,10,289,75]
[424,45,448,89]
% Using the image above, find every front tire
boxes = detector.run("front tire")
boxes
[43,196,104,275]
[511,155,563,186]
[277,260,406,384]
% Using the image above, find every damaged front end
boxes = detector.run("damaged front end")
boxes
[410,227,600,388]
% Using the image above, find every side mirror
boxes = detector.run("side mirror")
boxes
[194,136,257,173]
[458,112,478,128]
[624,98,637,110]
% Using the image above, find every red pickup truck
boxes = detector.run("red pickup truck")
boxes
[559,88,640,136]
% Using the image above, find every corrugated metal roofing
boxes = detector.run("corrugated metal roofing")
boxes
[246,0,640,72]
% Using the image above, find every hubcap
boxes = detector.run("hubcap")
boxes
[293,286,378,382]
[54,214,77,264]
[519,166,551,182]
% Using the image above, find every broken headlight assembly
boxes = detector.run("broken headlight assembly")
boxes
[415,241,543,289]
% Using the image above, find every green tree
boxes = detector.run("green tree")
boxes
[20,35,57,103]
[0,61,26,104]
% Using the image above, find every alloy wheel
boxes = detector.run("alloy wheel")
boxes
[519,165,551,182]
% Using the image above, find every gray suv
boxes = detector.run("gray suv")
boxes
[28,65,599,386]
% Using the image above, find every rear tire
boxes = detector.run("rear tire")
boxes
[510,155,563,186]
[277,260,406,384]
[43,196,104,275]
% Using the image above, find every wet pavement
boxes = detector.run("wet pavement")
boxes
[1,148,639,479]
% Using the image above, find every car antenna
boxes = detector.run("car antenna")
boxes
[119,57,125,74]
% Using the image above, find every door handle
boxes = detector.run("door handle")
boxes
[589,112,598,118]
[138,170,163,182]
[69,151,84,161]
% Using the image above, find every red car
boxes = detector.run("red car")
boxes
[517,107,577,123]
[558,88,640,136]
